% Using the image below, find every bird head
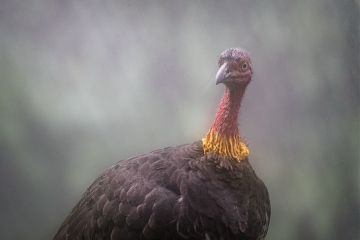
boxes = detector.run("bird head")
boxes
[215,48,253,87]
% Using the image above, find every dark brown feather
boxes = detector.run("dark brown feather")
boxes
[54,141,270,240]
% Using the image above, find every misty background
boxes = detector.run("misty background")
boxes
[0,0,359,239]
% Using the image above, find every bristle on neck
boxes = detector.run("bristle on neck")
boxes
[202,85,249,161]
[202,130,249,161]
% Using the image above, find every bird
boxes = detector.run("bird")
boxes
[54,48,270,240]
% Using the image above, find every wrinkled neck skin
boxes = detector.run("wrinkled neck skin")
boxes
[202,84,249,162]
[211,87,243,137]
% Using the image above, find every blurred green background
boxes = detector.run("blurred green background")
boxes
[0,0,358,239]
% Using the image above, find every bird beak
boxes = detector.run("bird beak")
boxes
[215,62,228,85]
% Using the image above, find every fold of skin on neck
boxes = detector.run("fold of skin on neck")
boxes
[202,84,249,161]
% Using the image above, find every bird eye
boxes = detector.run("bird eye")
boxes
[241,63,248,70]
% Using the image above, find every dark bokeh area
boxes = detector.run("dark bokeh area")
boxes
[0,0,359,239]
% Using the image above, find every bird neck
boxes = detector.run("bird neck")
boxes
[202,85,249,161]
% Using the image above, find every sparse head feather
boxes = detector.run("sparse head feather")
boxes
[218,48,251,67]
[215,48,253,86]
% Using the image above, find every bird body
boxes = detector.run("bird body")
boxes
[54,48,270,240]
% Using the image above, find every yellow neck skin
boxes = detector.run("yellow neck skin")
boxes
[202,129,249,161]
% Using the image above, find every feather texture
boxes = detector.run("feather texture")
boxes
[54,141,269,240]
